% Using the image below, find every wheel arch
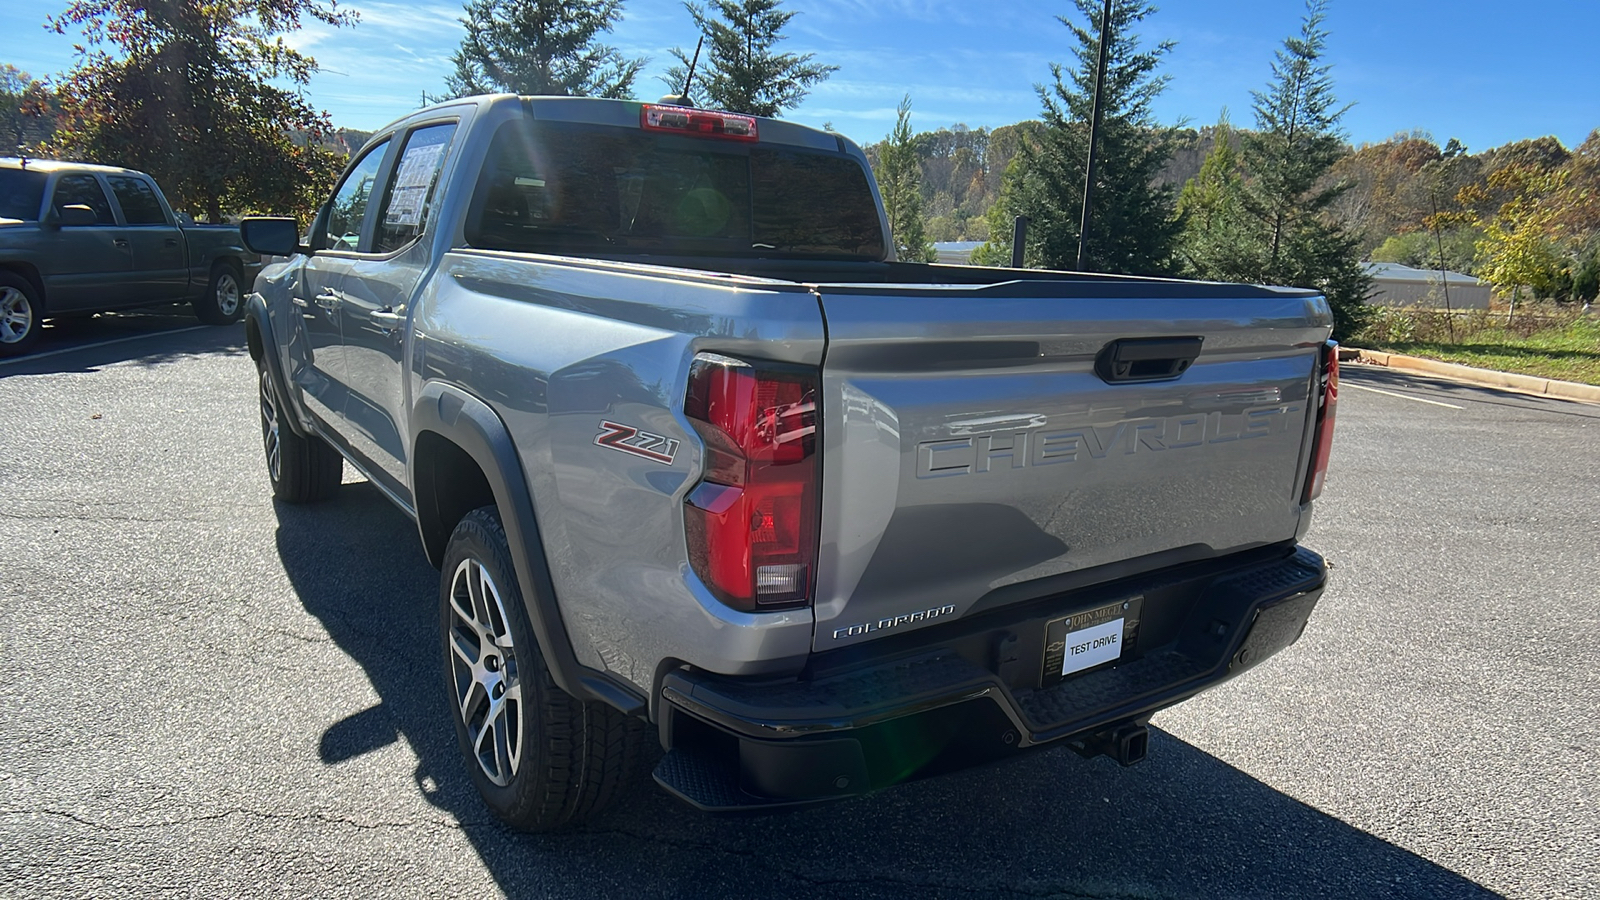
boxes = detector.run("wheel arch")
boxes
[0,262,47,312]
[410,382,646,718]
[244,292,310,437]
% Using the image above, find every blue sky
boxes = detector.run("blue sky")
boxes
[3,0,1597,154]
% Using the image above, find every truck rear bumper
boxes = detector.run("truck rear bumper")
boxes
[653,545,1327,812]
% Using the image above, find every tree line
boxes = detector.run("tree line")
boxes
[7,0,1594,335]
[871,0,1599,333]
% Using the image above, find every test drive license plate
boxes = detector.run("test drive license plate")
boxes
[1041,595,1143,686]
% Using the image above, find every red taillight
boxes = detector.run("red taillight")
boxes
[641,104,759,141]
[1302,340,1339,503]
[683,353,819,610]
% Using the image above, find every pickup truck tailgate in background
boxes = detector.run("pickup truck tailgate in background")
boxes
[811,283,1332,650]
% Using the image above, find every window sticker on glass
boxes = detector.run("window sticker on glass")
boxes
[385,130,450,228]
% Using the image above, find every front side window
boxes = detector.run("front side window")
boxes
[321,139,390,251]
[375,122,457,253]
[106,175,168,225]
[52,174,115,225]
[465,119,884,260]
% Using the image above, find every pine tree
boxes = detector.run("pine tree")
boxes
[1236,0,1371,338]
[445,0,646,99]
[663,0,835,117]
[877,95,937,262]
[1175,117,1260,280]
[974,0,1181,274]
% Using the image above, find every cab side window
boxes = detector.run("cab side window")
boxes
[321,139,391,251]
[107,176,168,225]
[375,123,456,253]
[52,175,115,225]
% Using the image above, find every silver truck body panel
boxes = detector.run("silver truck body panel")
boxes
[810,286,1332,650]
[246,93,1333,701]
[413,250,827,689]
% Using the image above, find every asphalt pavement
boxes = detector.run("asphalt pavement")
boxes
[0,322,1595,899]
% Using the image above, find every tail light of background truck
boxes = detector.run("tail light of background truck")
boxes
[1302,340,1340,503]
[683,353,819,611]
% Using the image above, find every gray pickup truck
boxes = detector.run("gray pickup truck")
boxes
[0,158,260,356]
[240,94,1338,830]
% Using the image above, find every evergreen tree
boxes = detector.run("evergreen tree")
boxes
[1175,116,1259,280]
[1235,0,1372,338]
[974,0,1181,274]
[445,0,646,99]
[663,0,835,117]
[877,95,936,262]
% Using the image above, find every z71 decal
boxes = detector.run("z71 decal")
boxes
[595,421,680,465]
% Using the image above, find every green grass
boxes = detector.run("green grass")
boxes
[1355,310,1600,386]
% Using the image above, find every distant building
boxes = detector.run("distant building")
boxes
[1363,262,1490,310]
[932,241,983,265]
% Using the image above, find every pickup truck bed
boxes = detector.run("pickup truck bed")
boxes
[240,94,1337,828]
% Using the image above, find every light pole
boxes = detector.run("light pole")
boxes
[1076,0,1114,272]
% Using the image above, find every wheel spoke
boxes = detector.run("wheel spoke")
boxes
[458,675,487,721]
[465,561,489,632]
[449,627,479,670]
[478,567,507,643]
[502,682,522,774]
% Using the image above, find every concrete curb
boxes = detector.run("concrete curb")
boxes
[1340,347,1600,404]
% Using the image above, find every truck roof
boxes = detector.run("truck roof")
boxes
[0,157,148,176]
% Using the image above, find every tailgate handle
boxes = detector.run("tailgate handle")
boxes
[1095,337,1203,383]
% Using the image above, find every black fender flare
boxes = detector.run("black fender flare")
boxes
[244,292,310,438]
[410,382,646,717]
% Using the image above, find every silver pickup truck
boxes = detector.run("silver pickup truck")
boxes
[0,158,260,356]
[240,94,1338,830]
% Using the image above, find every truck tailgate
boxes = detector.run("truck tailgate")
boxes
[811,281,1332,650]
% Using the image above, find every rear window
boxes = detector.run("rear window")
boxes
[464,119,884,260]
[107,175,168,225]
[0,169,47,220]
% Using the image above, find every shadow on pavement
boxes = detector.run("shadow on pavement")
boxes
[275,484,1500,899]
[0,306,245,377]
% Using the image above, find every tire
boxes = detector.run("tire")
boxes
[258,363,342,503]
[441,506,644,832]
[195,261,246,325]
[0,271,43,357]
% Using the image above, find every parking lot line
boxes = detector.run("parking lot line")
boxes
[1343,382,1463,409]
[0,326,210,367]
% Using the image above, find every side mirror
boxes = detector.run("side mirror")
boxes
[53,204,99,228]
[240,216,308,257]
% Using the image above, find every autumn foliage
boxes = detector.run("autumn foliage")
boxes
[46,0,356,223]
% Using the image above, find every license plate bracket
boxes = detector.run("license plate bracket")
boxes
[1041,595,1143,687]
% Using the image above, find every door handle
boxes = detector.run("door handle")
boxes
[314,290,342,310]
[163,238,178,246]
[113,238,129,247]
[1095,337,1204,384]
[370,306,406,337]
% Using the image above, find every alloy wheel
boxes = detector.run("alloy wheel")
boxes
[215,272,241,317]
[447,557,523,786]
[0,286,33,344]
[259,368,282,484]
